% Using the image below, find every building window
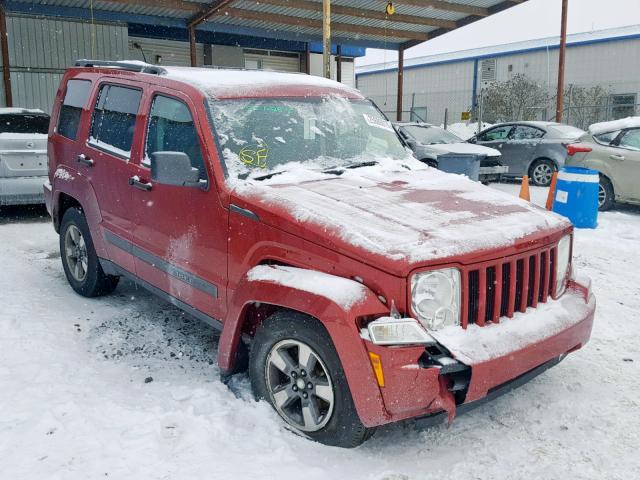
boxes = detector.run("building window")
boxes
[610,94,637,120]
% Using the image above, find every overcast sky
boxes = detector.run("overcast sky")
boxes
[356,0,640,67]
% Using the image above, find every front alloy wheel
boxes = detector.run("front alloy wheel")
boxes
[266,339,335,432]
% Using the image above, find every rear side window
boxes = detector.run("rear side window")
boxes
[511,125,545,140]
[58,79,92,139]
[145,95,206,178]
[593,130,620,145]
[89,84,142,158]
[0,114,50,134]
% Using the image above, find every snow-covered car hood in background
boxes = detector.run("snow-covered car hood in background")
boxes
[416,142,501,157]
[231,161,569,276]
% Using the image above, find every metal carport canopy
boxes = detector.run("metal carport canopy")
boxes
[5,0,528,51]
[1,0,529,114]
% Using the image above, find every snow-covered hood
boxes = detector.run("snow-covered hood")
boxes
[420,142,501,157]
[231,164,569,276]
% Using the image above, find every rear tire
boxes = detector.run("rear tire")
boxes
[598,175,615,211]
[529,159,556,186]
[249,310,373,448]
[59,207,119,297]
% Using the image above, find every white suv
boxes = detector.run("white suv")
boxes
[0,108,50,206]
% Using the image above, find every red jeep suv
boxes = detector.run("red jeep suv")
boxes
[45,60,595,447]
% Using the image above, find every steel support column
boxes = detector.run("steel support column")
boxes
[0,1,12,107]
[555,0,568,122]
[189,26,197,67]
[396,46,404,121]
[322,0,331,79]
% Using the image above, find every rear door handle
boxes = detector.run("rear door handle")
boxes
[609,154,625,161]
[77,154,94,167]
[128,176,152,191]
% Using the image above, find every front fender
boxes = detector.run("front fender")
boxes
[219,265,391,427]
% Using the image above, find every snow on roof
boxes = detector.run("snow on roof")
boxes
[357,24,640,75]
[589,116,640,135]
[161,66,361,99]
[0,107,46,115]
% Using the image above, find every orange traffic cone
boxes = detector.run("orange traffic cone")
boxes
[519,175,531,201]
[545,171,559,210]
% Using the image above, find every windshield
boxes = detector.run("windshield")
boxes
[404,125,463,145]
[208,96,411,180]
[0,114,50,134]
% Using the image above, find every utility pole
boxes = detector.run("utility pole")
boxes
[322,0,331,79]
[555,0,568,122]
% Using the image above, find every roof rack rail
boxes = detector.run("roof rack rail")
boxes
[75,59,167,75]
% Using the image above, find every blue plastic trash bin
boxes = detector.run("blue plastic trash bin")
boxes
[552,167,599,228]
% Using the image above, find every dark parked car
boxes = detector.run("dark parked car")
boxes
[470,121,585,186]
[394,122,507,183]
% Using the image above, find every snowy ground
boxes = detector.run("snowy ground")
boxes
[1,185,639,480]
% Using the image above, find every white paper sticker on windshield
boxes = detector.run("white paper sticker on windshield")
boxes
[363,113,394,132]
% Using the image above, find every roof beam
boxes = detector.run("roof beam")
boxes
[393,0,489,17]
[254,0,456,29]
[188,0,237,27]
[219,7,429,40]
[100,0,200,12]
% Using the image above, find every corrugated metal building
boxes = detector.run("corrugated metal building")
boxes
[356,25,640,126]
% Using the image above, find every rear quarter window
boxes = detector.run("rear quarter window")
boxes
[57,79,92,140]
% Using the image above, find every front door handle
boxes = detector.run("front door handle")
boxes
[77,153,94,167]
[609,154,625,161]
[128,176,152,191]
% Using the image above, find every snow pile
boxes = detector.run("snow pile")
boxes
[247,265,367,309]
[442,122,493,140]
[589,116,640,135]
[430,288,594,364]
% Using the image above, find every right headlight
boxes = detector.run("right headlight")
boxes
[555,234,572,297]
[411,268,461,331]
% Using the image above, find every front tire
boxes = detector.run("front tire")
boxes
[529,159,556,186]
[249,310,373,448]
[60,207,119,297]
[598,175,615,211]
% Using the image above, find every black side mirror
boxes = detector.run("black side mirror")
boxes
[150,151,207,189]
[468,136,477,144]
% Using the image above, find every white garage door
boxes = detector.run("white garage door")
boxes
[244,49,301,72]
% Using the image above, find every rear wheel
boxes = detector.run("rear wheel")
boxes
[249,310,373,448]
[529,159,556,186]
[598,175,615,211]
[60,207,119,297]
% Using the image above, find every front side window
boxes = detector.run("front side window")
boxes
[58,79,92,139]
[479,125,512,141]
[1,113,50,134]
[404,125,462,145]
[145,95,205,178]
[510,125,545,140]
[209,96,411,181]
[89,84,142,158]
[618,128,640,151]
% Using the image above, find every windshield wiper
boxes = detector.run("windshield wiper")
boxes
[249,170,286,181]
[321,160,379,175]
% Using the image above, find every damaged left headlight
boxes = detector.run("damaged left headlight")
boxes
[411,268,461,331]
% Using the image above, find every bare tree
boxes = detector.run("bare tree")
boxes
[480,74,551,123]
[562,84,611,130]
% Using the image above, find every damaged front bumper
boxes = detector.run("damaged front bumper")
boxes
[362,279,595,426]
